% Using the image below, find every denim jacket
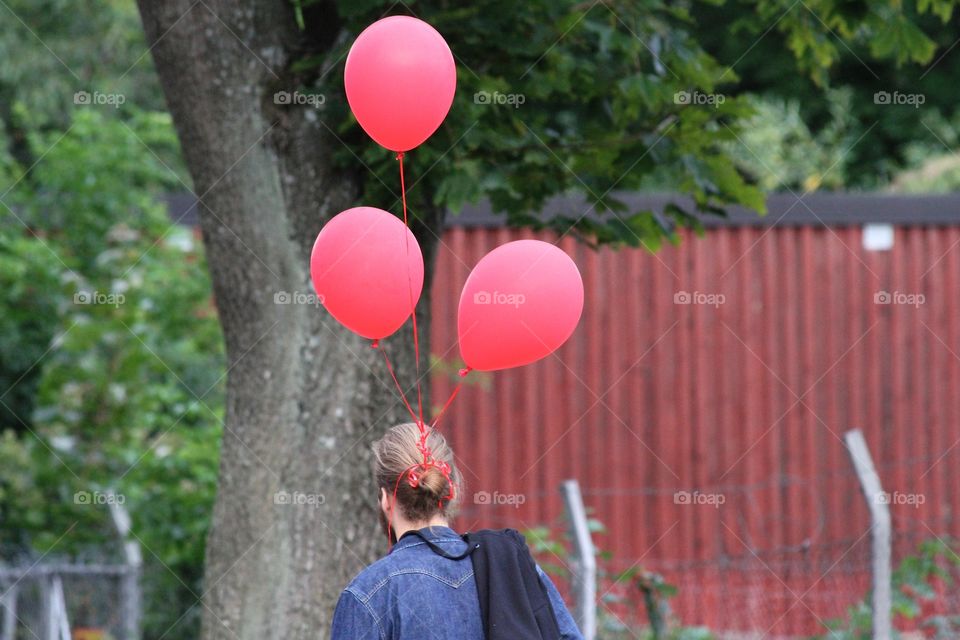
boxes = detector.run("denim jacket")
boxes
[330,526,584,640]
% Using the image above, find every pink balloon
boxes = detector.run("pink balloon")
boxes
[458,240,584,372]
[344,16,456,152]
[310,207,424,340]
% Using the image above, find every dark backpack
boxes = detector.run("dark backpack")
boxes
[405,527,562,640]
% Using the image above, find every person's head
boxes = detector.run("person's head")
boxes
[372,422,463,541]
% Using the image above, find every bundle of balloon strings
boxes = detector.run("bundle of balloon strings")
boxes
[376,150,464,550]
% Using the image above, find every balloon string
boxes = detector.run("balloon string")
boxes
[431,383,463,429]
[397,152,425,429]
[376,342,418,423]
[379,153,460,555]
[432,368,471,429]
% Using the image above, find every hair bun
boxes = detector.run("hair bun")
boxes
[417,465,449,499]
[373,422,462,521]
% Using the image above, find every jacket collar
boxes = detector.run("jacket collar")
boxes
[392,525,460,553]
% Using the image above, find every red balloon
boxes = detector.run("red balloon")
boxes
[344,16,456,152]
[310,207,423,340]
[458,240,584,372]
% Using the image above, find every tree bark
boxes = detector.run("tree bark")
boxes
[136,2,440,638]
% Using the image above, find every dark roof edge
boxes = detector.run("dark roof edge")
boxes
[448,192,960,228]
[164,192,960,229]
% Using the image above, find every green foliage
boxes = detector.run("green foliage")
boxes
[310,0,767,250]
[726,89,857,191]
[890,153,960,192]
[0,0,165,130]
[816,538,960,639]
[732,0,953,84]
[19,108,184,270]
[888,110,960,192]
[523,525,571,578]
[690,0,960,188]
[0,109,221,639]
[0,223,61,429]
[293,0,960,247]
[0,0,185,434]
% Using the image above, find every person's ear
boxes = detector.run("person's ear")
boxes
[379,488,390,513]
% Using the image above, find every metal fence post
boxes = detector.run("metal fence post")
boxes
[108,492,142,640]
[561,479,597,640]
[844,429,892,640]
[43,573,55,640]
[1,581,17,640]
[51,575,70,640]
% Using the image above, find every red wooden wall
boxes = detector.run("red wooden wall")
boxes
[430,223,960,637]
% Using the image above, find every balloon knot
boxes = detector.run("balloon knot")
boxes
[458,367,472,378]
[395,152,404,161]
[371,339,380,349]
[407,470,420,488]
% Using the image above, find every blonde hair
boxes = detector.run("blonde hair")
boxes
[372,422,463,522]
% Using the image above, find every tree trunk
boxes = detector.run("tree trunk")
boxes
[136,3,441,638]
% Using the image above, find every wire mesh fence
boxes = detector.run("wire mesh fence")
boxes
[1,564,138,640]
[639,531,960,638]
[457,455,960,639]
